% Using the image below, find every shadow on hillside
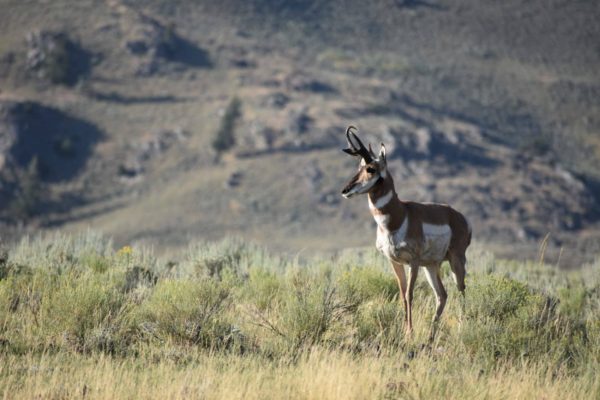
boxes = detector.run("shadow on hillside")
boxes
[580,175,600,222]
[390,93,538,147]
[43,198,127,227]
[169,36,212,68]
[335,97,501,169]
[340,92,539,150]
[400,135,500,168]
[62,39,94,86]
[8,102,103,182]
[88,89,193,104]
[394,0,446,10]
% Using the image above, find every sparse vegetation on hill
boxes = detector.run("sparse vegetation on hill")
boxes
[0,233,598,398]
[0,0,599,260]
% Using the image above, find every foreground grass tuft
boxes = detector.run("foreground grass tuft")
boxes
[0,232,598,399]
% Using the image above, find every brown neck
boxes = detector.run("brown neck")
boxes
[368,173,395,201]
[368,173,406,231]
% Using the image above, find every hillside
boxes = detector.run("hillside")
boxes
[0,0,599,264]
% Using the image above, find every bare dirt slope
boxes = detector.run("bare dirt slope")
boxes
[0,0,599,265]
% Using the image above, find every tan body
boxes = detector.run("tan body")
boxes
[368,174,470,269]
[368,175,470,339]
[341,126,470,340]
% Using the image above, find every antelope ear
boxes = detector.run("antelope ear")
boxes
[379,143,386,162]
[342,148,356,156]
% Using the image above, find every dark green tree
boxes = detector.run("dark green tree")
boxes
[10,157,43,220]
[212,97,242,156]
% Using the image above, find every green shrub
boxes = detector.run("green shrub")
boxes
[336,265,399,304]
[558,286,587,320]
[279,279,338,349]
[0,268,128,353]
[466,275,532,321]
[352,297,404,350]
[243,267,282,311]
[79,251,110,274]
[212,97,241,156]
[42,272,127,353]
[457,274,595,371]
[180,239,273,280]
[247,268,355,357]
[135,280,235,349]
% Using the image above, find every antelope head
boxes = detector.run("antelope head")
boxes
[341,126,387,198]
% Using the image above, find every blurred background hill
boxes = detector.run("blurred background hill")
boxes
[0,0,599,265]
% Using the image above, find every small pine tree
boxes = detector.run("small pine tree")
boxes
[212,97,242,156]
[10,157,43,220]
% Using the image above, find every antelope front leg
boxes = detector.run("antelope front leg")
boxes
[405,264,419,335]
[390,261,408,324]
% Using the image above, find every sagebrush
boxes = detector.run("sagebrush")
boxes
[0,233,598,399]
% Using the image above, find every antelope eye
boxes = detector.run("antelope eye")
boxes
[366,167,377,174]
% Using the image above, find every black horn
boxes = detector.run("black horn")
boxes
[342,126,373,163]
[345,126,358,149]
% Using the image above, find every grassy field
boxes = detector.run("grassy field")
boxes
[0,232,598,399]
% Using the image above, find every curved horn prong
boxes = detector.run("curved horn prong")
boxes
[343,126,373,163]
[346,126,359,150]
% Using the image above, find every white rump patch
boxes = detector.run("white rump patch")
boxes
[368,191,393,210]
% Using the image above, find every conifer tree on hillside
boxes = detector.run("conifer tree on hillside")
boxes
[212,97,242,158]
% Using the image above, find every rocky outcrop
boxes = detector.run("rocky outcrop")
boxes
[110,3,211,76]
[24,30,91,85]
[118,127,187,181]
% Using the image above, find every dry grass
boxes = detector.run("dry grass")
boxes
[1,349,598,400]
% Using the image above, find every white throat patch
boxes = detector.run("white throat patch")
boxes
[369,191,393,210]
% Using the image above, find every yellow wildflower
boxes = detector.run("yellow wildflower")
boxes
[118,245,133,256]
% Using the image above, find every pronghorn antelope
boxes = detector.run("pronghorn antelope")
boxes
[340,126,471,340]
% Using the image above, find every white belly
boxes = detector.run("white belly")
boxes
[376,219,451,264]
[421,223,452,261]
